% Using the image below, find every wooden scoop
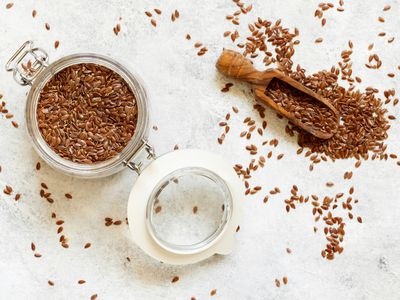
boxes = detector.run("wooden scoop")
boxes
[216,49,339,139]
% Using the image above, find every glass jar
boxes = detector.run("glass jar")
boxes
[6,41,151,178]
[6,41,242,265]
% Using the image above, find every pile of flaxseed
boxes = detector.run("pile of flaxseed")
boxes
[216,0,396,262]
[37,63,138,164]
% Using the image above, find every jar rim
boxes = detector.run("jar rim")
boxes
[146,166,233,255]
[26,53,150,178]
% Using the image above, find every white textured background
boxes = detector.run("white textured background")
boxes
[0,0,399,299]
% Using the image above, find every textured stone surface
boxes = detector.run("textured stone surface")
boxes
[0,0,399,299]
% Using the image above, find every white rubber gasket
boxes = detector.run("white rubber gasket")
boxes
[127,149,242,265]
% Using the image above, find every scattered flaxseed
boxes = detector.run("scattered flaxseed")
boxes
[315,37,323,43]
[91,295,98,300]
[65,193,72,199]
[31,243,36,251]
[368,43,374,51]
[45,23,50,31]
[154,8,162,15]
[34,253,42,258]
[48,280,54,286]
[15,193,21,201]
[197,46,208,56]
[286,248,292,254]
[282,276,288,285]
[210,289,217,296]
[383,5,391,11]
[186,34,191,40]
[54,40,60,49]
[348,40,353,49]
[193,206,198,214]
[275,279,281,287]
[151,19,157,27]
[4,185,13,195]
[32,9,37,17]
[349,187,354,194]
[357,216,363,223]
[113,24,121,35]
[171,276,179,283]
[155,206,162,214]
[343,171,353,180]
[78,280,86,285]
[6,3,13,9]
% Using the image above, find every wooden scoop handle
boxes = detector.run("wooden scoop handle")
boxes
[216,49,271,85]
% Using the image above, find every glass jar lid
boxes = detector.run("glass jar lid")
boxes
[127,149,242,265]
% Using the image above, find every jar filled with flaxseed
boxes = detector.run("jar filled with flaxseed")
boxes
[7,41,152,178]
[6,41,242,265]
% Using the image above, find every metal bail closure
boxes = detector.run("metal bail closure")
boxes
[124,139,156,175]
[5,40,49,86]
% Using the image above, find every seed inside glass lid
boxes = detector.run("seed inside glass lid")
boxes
[37,63,138,164]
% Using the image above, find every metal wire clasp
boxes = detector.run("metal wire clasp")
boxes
[5,40,49,86]
[124,140,156,175]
